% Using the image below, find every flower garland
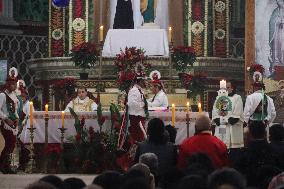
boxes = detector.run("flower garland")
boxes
[49,2,65,57]
[114,47,151,92]
[247,64,265,76]
[172,46,196,72]
[178,72,207,98]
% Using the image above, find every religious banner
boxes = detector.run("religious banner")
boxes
[185,0,209,57]
[212,0,229,57]
[69,0,89,51]
[49,0,66,57]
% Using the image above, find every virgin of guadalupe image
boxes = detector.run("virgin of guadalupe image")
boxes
[269,0,284,72]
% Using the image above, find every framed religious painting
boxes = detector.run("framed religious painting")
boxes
[0,59,7,85]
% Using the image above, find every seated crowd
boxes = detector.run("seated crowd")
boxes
[25,114,284,189]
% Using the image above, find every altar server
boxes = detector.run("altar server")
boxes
[147,70,168,109]
[65,87,97,112]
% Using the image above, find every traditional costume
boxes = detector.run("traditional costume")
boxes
[65,96,97,112]
[243,69,276,125]
[147,70,168,109]
[0,77,19,173]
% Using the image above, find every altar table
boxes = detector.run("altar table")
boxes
[102,29,169,57]
[19,111,208,144]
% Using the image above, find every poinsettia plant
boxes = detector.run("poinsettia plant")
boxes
[68,107,118,173]
[114,47,152,92]
[178,72,207,98]
[172,46,196,72]
[70,42,99,71]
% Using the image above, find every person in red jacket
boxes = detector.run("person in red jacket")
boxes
[177,113,229,170]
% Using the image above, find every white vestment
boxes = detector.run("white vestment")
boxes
[127,84,146,117]
[65,97,97,112]
[212,94,244,148]
[243,90,276,124]
[147,90,168,108]
[109,0,168,29]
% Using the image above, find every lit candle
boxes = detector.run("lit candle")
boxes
[30,102,33,128]
[220,79,226,89]
[45,104,48,115]
[198,103,202,113]
[186,102,190,114]
[61,111,65,128]
[171,104,175,127]
[99,25,104,42]
[168,27,172,42]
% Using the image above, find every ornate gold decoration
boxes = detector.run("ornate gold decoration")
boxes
[191,21,204,35]
[72,18,86,31]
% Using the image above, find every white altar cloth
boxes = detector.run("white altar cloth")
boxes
[19,111,208,144]
[102,29,169,57]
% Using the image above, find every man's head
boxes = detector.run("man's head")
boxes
[139,153,158,174]
[269,124,284,142]
[227,81,236,95]
[5,78,17,92]
[150,82,162,94]
[77,87,88,100]
[136,78,147,89]
[21,90,29,102]
[276,0,284,8]
[195,113,211,134]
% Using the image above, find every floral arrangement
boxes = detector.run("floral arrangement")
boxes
[70,42,99,70]
[97,103,106,132]
[68,107,118,173]
[247,64,265,75]
[172,46,196,72]
[178,72,207,98]
[45,144,62,172]
[114,47,152,92]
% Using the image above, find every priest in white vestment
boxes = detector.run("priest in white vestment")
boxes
[65,87,97,112]
[243,82,276,126]
[212,81,244,148]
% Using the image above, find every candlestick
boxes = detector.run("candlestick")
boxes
[198,103,202,113]
[186,102,190,114]
[45,104,48,116]
[61,111,65,129]
[29,102,33,128]
[99,25,104,42]
[168,27,172,43]
[171,104,175,127]
[220,79,226,89]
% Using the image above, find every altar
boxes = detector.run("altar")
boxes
[102,29,169,57]
[19,111,208,145]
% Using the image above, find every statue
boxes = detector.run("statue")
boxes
[140,0,157,24]
[269,0,284,72]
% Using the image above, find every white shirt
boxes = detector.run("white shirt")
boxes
[65,97,98,112]
[0,90,19,120]
[147,90,168,108]
[243,91,276,123]
[128,84,146,117]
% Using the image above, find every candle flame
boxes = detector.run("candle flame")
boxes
[169,26,172,31]
[186,102,190,106]
[198,103,201,108]
[172,103,175,107]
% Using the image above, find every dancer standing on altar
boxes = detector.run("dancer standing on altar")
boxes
[127,72,148,143]
[65,87,97,112]
[147,70,168,109]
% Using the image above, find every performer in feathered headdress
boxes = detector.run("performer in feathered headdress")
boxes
[244,64,276,127]
[147,70,168,109]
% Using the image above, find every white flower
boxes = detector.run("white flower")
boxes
[149,70,161,80]
[72,18,86,32]
[215,1,226,13]
[215,29,226,40]
[52,29,63,40]
[191,21,204,35]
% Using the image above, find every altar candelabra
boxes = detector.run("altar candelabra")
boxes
[97,40,105,92]
[27,127,36,173]
[58,128,67,150]
[186,113,191,138]
[44,113,49,173]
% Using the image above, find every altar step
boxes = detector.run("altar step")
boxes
[0,174,96,189]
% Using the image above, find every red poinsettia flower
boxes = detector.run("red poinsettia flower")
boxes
[75,133,81,142]
[80,116,85,127]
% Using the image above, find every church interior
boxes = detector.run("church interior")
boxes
[0,0,284,188]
